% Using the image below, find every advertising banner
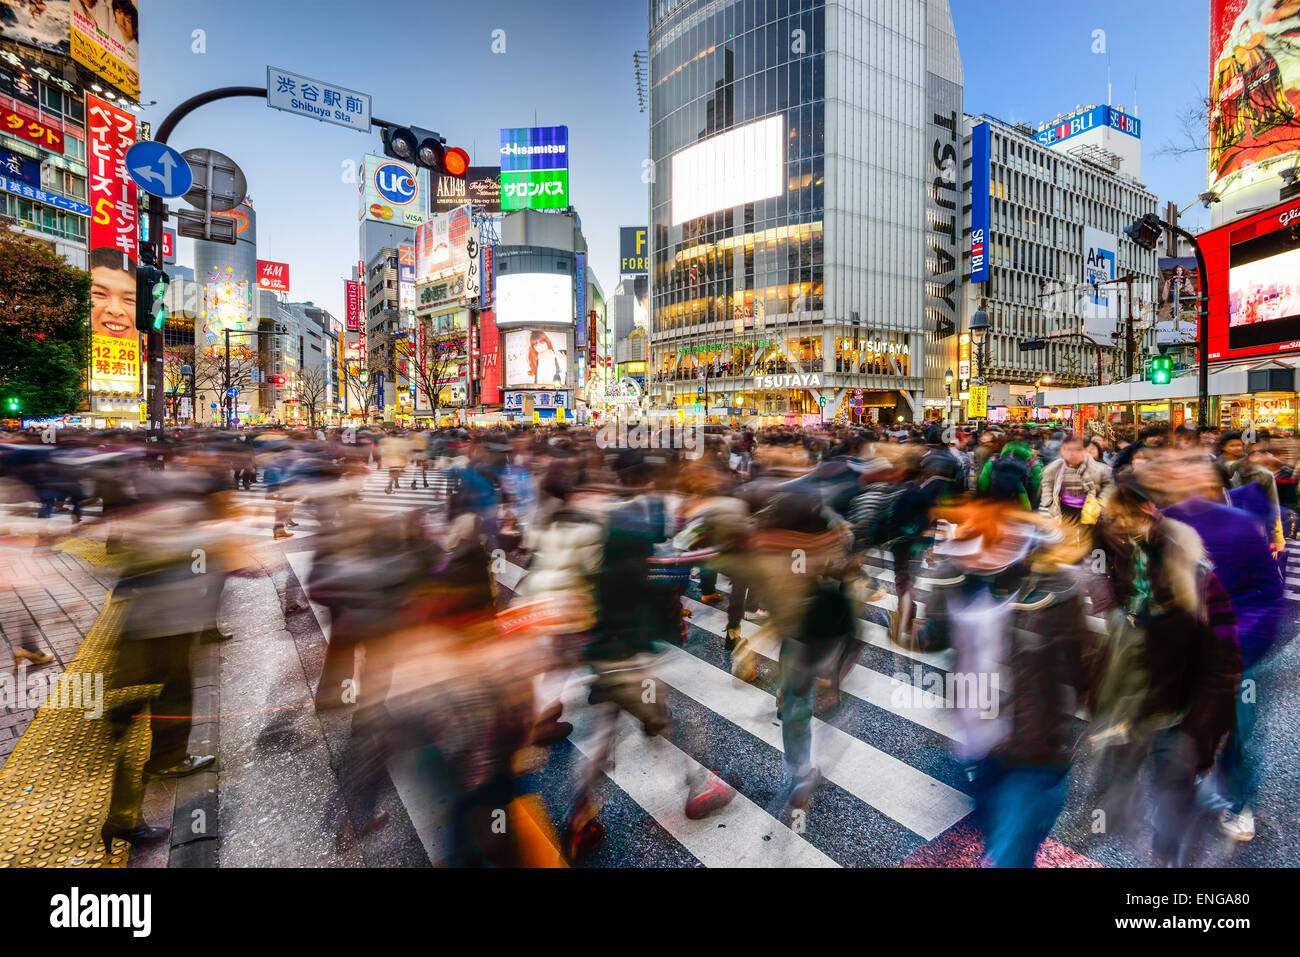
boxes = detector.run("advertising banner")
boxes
[360,153,427,226]
[0,102,65,153]
[1034,106,1140,148]
[89,333,139,391]
[0,147,39,187]
[481,245,494,309]
[970,122,990,283]
[86,93,138,394]
[431,166,503,214]
[1082,226,1118,338]
[257,260,290,292]
[499,126,569,211]
[345,279,361,331]
[72,0,139,99]
[399,242,415,314]
[504,328,570,388]
[0,0,71,54]
[620,227,648,275]
[415,204,471,281]
[1209,0,1300,189]
[479,308,500,404]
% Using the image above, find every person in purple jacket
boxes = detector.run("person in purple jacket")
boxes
[1158,457,1284,843]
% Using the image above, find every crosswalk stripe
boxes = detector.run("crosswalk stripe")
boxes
[556,675,839,868]
[498,558,974,840]
[650,642,974,840]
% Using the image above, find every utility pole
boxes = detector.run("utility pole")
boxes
[1124,273,1136,379]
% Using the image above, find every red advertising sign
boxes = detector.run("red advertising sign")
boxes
[345,279,361,331]
[0,104,64,153]
[481,245,494,307]
[478,308,501,405]
[1204,197,1300,363]
[86,94,137,262]
[257,260,291,292]
[417,318,428,412]
[161,230,175,263]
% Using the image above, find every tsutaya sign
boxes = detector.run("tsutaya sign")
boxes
[753,372,823,389]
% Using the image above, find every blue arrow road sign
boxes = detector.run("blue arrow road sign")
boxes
[126,141,194,199]
[226,387,238,397]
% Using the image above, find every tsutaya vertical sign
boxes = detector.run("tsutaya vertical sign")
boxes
[925,69,961,343]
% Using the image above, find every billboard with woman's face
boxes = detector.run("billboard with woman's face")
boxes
[504,328,569,388]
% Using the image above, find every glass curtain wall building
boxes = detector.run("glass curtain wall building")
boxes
[647,0,963,425]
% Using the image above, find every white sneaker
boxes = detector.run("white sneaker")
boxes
[1218,807,1255,842]
[744,607,769,622]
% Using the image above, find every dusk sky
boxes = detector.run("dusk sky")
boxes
[138,0,1211,322]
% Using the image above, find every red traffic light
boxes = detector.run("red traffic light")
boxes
[271,376,286,386]
[443,147,470,178]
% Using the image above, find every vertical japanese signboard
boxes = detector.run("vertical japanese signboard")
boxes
[86,93,139,395]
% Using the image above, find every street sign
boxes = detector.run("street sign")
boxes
[267,67,372,134]
[854,388,863,398]
[180,148,247,213]
[226,387,238,398]
[967,385,988,418]
[125,141,193,199]
[1019,339,1048,351]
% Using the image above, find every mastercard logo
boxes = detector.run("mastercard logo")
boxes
[370,203,394,220]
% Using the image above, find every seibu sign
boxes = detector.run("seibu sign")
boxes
[257,260,290,292]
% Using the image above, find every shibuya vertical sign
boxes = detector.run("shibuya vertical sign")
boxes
[925,73,962,342]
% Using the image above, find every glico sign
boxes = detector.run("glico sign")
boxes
[1203,197,1300,363]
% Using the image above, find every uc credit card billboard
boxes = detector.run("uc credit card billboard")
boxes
[500,126,569,210]
[360,154,429,226]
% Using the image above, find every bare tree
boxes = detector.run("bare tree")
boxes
[408,325,465,425]
[294,364,330,428]
[339,335,391,422]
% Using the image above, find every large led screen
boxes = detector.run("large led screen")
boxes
[495,272,572,327]
[1228,225,1300,350]
[671,115,784,226]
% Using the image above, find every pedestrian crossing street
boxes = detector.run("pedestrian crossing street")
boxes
[224,465,451,541]
[280,544,1027,868]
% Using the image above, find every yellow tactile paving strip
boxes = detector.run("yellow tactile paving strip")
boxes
[51,538,114,567]
[0,595,156,868]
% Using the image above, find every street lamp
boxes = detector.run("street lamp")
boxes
[969,306,991,384]
[944,368,953,423]
[180,363,196,426]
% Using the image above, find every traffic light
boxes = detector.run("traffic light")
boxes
[381,125,470,177]
[1148,355,1175,385]
[1124,212,1164,252]
[270,375,286,386]
[4,395,18,414]
[135,265,169,332]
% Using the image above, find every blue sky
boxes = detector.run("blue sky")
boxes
[138,0,1211,321]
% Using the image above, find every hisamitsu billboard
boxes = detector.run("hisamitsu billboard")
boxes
[620,227,648,276]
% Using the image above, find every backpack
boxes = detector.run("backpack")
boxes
[848,482,898,551]
[988,453,1031,503]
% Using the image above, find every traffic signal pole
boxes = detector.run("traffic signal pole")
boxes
[141,85,403,435]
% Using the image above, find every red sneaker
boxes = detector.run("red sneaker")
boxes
[684,771,737,820]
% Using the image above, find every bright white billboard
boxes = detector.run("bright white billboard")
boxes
[495,272,572,327]
[1082,226,1118,339]
[671,115,785,226]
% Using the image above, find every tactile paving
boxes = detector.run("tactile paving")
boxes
[0,595,158,868]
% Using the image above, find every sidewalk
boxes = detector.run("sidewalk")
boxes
[0,523,218,868]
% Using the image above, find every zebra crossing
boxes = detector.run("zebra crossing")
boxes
[282,541,1010,867]
[226,464,452,540]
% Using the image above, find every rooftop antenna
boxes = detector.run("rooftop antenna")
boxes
[1107,51,1112,106]
[1133,77,1139,117]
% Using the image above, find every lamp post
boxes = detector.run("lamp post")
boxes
[180,363,196,426]
[944,367,953,422]
[970,306,991,429]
